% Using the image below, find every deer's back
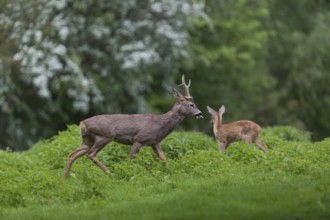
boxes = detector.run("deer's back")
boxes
[81,114,167,145]
[220,120,261,142]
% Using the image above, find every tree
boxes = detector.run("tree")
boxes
[289,12,330,139]
[184,0,330,140]
[265,0,330,140]
[182,0,275,131]
[0,0,206,150]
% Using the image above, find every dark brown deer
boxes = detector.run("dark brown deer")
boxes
[64,75,203,179]
[207,105,267,153]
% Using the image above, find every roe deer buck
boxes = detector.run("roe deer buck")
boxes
[64,75,203,179]
[207,105,267,153]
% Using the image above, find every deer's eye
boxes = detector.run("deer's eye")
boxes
[189,103,195,107]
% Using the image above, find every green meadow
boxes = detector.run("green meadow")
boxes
[0,125,329,219]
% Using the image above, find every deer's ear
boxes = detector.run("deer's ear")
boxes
[219,105,225,115]
[207,106,216,116]
[172,88,183,99]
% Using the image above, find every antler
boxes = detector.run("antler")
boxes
[179,75,192,99]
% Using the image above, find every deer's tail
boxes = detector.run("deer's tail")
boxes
[80,121,88,137]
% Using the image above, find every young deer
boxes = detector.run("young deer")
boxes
[64,75,203,179]
[207,105,267,153]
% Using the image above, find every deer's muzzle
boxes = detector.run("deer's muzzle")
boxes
[195,112,203,119]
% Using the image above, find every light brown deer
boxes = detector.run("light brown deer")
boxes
[207,105,267,153]
[64,75,203,179]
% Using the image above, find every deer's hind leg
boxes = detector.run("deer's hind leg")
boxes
[64,137,93,179]
[255,138,268,152]
[87,136,111,174]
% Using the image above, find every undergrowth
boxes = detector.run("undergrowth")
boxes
[0,125,329,219]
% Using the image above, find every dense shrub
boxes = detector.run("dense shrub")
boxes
[261,126,311,142]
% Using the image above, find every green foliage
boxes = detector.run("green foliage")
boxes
[0,0,206,150]
[261,126,311,142]
[183,0,275,131]
[0,125,329,219]
[2,0,330,151]
[264,0,330,140]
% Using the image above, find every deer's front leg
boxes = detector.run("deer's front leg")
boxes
[218,141,228,154]
[129,142,142,159]
[152,143,168,166]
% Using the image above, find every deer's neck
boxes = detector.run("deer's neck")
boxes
[213,115,222,135]
[159,103,185,135]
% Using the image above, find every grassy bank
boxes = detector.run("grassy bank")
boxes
[0,126,329,219]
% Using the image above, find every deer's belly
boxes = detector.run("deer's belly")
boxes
[113,133,134,145]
